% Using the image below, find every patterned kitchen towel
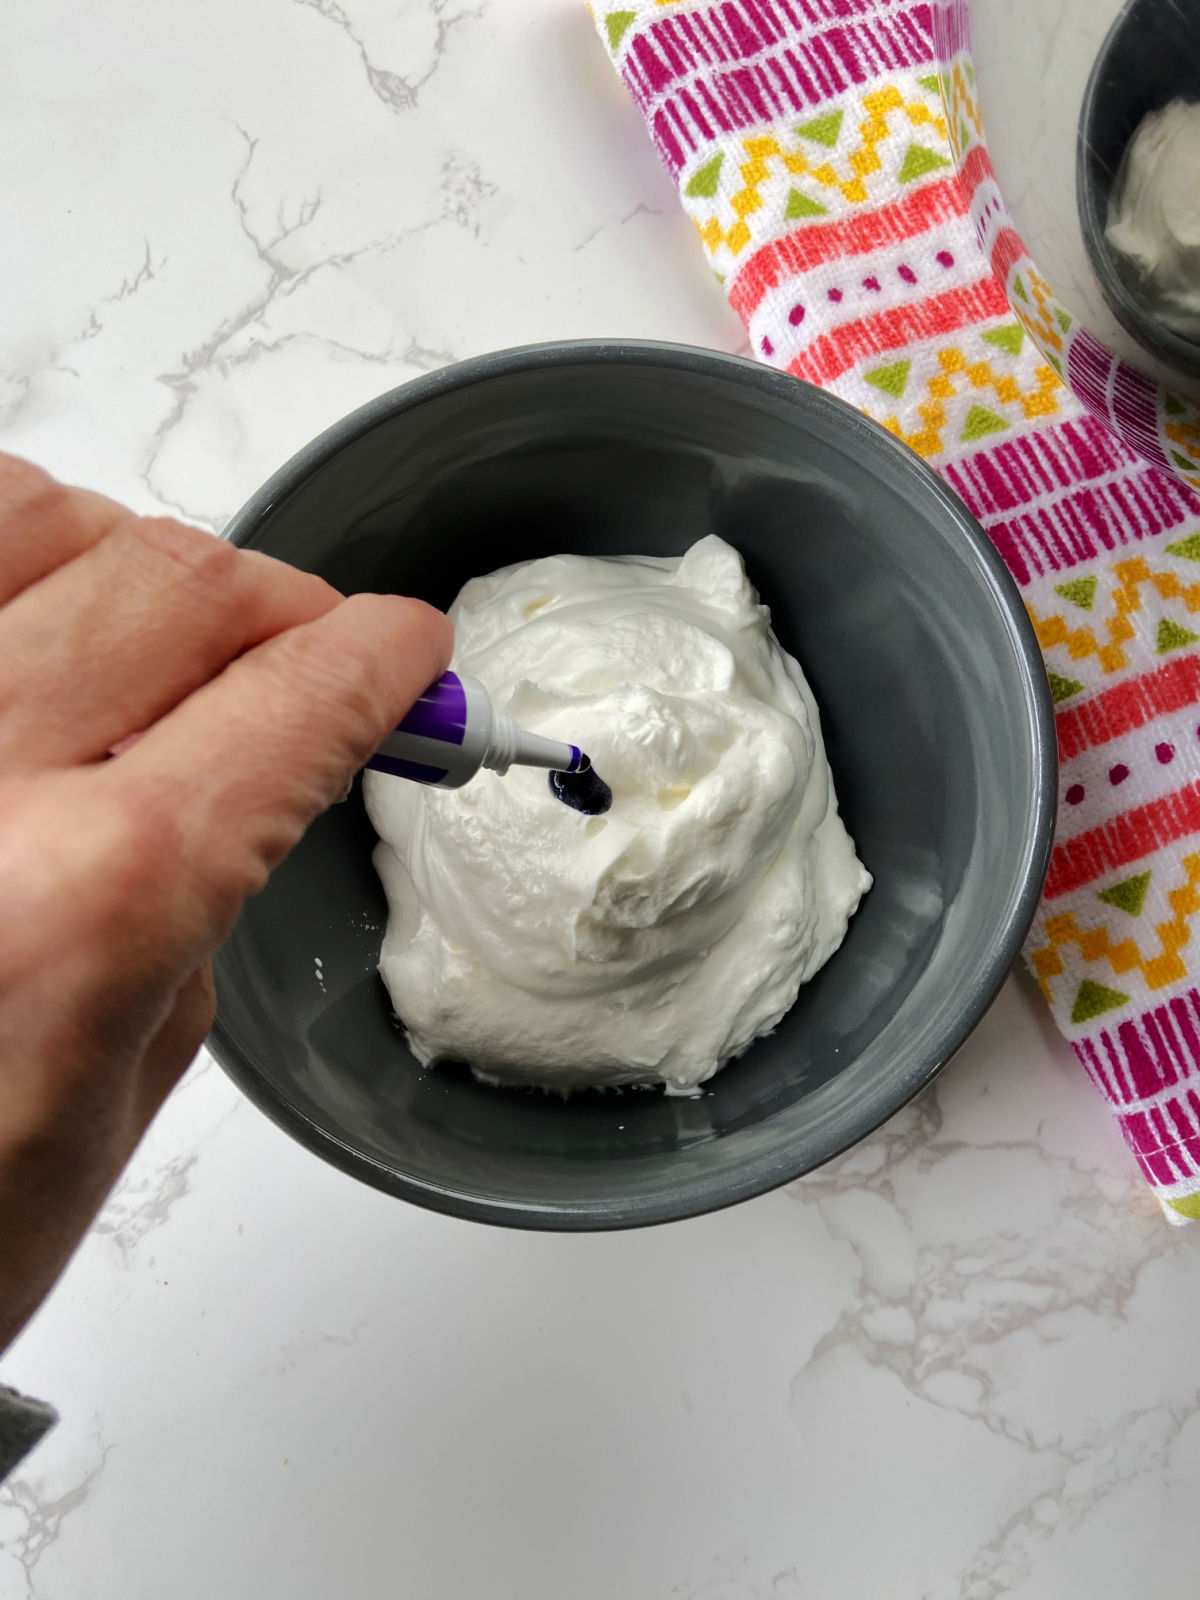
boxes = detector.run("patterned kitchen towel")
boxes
[592,0,1200,1221]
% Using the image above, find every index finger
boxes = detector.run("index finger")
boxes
[108,592,452,940]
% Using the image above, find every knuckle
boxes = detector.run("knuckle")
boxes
[102,779,187,908]
[197,850,268,934]
[0,455,71,539]
[181,803,283,935]
[122,516,241,593]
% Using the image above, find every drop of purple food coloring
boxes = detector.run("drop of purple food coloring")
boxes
[549,755,613,816]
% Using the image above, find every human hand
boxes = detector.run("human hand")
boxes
[0,453,451,1354]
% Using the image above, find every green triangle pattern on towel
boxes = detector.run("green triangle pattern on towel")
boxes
[897,143,951,184]
[1012,276,1028,303]
[1071,979,1130,1025]
[864,359,911,398]
[1167,1191,1200,1219]
[962,403,1009,442]
[1055,307,1074,332]
[1047,352,1063,377]
[1165,393,1186,416]
[1046,670,1084,704]
[982,323,1025,357]
[917,74,941,94]
[1172,451,1198,472]
[605,10,636,49]
[795,109,843,147]
[685,153,724,199]
[1098,870,1152,918]
[1054,576,1097,610]
[1157,617,1200,654]
[1166,531,1200,561]
[785,188,828,220]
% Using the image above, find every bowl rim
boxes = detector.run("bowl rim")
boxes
[210,337,1058,1231]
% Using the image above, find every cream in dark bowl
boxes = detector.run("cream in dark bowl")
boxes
[210,340,1056,1230]
[362,533,872,1096]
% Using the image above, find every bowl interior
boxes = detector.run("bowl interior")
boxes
[1077,0,1200,377]
[212,345,1053,1228]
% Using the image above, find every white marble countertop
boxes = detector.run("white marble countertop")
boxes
[3,2,1200,1596]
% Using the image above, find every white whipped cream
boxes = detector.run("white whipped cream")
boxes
[1106,99,1200,339]
[364,535,870,1093]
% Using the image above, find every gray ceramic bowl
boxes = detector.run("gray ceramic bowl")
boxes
[211,340,1055,1230]
[1077,0,1200,379]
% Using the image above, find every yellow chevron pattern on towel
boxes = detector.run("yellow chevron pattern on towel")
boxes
[1028,556,1200,676]
[942,58,983,161]
[1009,267,1070,364]
[1031,854,1200,998]
[873,342,1060,459]
[691,85,947,257]
[1029,605,1136,675]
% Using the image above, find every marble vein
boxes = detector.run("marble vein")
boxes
[139,131,489,524]
[573,200,666,256]
[290,0,486,113]
[787,1076,1196,1595]
[0,1442,111,1598]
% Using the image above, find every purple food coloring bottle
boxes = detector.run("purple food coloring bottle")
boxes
[366,671,612,814]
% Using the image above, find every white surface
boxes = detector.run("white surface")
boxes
[2,2,1199,1596]
[968,0,1200,399]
